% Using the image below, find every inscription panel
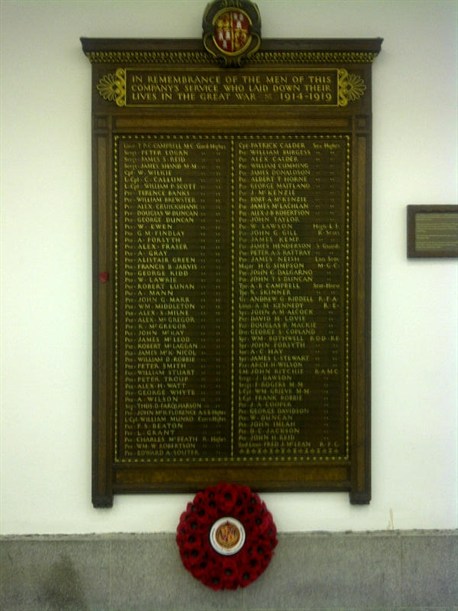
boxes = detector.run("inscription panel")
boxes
[115,134,349,465]
[125,69,339,106]
[236,136,349,461]
[116,137,232,462]
[95,67,369,108]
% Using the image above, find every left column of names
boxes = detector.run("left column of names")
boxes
[116,136,232,463]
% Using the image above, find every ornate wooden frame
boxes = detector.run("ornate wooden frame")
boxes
[81,37,382,507]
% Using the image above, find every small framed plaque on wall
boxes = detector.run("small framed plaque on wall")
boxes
[407,205,458,258]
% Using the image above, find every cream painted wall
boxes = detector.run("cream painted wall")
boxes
[1,0,457,535]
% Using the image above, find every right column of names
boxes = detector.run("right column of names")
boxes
[236,136,350,461]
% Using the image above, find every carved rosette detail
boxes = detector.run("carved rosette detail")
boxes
[96,68,126,106]
[338,69,366,106]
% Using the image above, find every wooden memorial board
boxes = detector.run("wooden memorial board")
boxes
[82,26,382,507]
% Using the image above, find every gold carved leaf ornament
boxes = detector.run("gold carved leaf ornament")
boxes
[338,69,366,107]
[96,68,126,107]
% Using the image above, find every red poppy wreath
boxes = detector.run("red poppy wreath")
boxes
[176,482,278,590]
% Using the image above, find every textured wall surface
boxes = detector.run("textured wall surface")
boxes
[1,531,457,610]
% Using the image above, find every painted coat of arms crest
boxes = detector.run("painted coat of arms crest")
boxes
[203,0,262,66]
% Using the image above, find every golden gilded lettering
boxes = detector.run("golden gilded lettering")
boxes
[123,70,341,106]
[119,137,232,460]
[116,134,349,462]
[237,136,348,457]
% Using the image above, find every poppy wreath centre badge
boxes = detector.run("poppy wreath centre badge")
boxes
[176,482,278,590]
[203,0,262,67]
